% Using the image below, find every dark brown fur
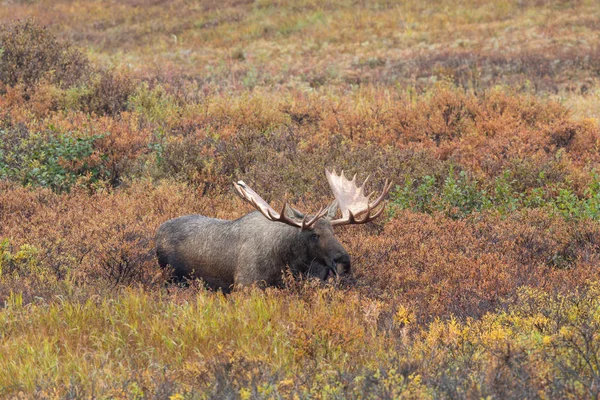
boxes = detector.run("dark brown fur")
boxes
[155,211,350,292]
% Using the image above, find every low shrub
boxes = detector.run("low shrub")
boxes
[0,127,105,191]
[0,19,90,90]
[1,180,599,323]
[392,167,600,220]
[80,69,135,116]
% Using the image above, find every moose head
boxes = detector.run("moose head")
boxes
[233,169,393,278]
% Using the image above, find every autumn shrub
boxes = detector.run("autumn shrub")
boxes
[2,179,600,325]
[87,113,154,186]
[0,20,135,117]
[79,69,136,116]
[128,82,182,127]
[2,67,598,197]
[165,85,598,194]
[145,84,599,203]
[0,20,90,90]
[343,209,600,321]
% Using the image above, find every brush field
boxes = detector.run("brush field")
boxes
[1,0,600,398]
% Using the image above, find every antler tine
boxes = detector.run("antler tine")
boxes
[233,181,246,200]
[347,210,356,224]
[367,202,387,221]
[300,214,308,230]
[304,207,328,227]
[265,206,277,221]
[355,202,371,223]
[279,200,288,219]
[361,175,371,193]
[367,179,392,209]
[332,201,387,226]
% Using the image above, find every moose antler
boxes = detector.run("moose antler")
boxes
[326,169,393,226]
[233,181,327,230]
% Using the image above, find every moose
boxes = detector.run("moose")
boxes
[155,170,392,291]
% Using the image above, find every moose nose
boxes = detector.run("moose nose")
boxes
[334,254,351,275]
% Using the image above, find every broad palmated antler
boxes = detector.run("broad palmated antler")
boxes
[234,181,327,230]
[326,169,393,226]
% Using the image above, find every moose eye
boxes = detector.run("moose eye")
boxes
[310,233,320,242]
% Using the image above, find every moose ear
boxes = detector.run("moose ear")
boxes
[285,205,305,219]
[326,200,338,219]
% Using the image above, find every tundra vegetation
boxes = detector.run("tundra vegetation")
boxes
[1,1,600,398]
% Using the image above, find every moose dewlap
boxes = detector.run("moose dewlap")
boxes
[155,169,392,291]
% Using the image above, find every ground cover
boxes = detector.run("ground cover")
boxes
[1,2,600,397]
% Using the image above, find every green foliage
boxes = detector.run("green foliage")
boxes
[490,170,522,214]
[25,133,103,190]
[128,82,181,125]
[583,172,600,218]
[393,167,600,220]
[439,167,486,218]
[0,129,105,192]
[553,187,581,218]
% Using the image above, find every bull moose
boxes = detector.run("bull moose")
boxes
[155,170,392,291]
